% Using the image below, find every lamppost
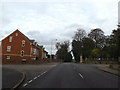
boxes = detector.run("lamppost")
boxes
[50,39,57,62]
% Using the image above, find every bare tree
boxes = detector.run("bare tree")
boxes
[73,28,86,41]
[88,28,105,48]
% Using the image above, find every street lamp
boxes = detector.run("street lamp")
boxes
[50,39,57,62]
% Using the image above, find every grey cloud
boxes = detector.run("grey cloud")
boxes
[1,1,118,54]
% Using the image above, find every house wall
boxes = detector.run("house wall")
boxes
[38,47,42,59]
[2,30,39,62]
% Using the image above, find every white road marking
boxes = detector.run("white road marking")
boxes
[34,77,38,80]
[23,71,48,87]
[38,75,41,77]
[43,71,47,74]
[79,73,84,78]
[41,71,47,75]
[23,83,28,87]
[28,80,33,83]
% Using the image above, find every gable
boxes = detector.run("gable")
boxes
[2,29,31,43]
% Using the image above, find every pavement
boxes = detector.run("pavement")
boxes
[97,64,120,76]
[2,67,23,89]
[20,63,119,88]
[2,63,59,89]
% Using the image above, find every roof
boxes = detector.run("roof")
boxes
[30,40,35,43]
[2,29,48,52]
[16,29,35,44]
[6,29,39,49]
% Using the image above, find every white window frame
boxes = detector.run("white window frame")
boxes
[9,36,12,42]
[16,33,18,36]
[7,46,11,52]
[21,50,24,57]
[33,41,35,45]
[30,47,32,56]
[36,43,37,46]
[22,40,25,47]
[33,49,36,55]
[6,56,10,60]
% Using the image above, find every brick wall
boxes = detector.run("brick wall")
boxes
[2,59,61,64]
[2,30,39,62]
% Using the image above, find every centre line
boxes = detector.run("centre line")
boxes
[78,73,84,78]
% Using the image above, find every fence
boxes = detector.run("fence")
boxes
[83,58,119,64]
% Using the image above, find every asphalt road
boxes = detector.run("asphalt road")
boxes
[2,67,23,88]
[21,63,119,88]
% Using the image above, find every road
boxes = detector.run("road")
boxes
[21,63,119,88]
[2,67,23,88]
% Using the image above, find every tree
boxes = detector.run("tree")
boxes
[109,28,120,58]
[73,28,86,41]
[91,48,100,58]
[56,41,72,62]
[72,40,82,62]
[72,29,86,62]
[88,28,105,48]
[82,37,95,58]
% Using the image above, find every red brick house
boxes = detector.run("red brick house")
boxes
[37,45,44,59]
[37,45,48,59]
[43,50,48,59]
[1,29,47,63]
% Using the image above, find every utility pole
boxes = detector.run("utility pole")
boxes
[50,41,52,62]
[50,39,57,62]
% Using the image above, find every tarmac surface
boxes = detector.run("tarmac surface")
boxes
[2,63,120,89]
[22,63,119,88]
[2,63,59,89]
[2,67,23,88]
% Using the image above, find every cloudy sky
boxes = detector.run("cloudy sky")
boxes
[0,0,119,54]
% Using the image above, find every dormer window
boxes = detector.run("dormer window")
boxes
[33,41,35,45]
[35,42,37,46]
[9,36,12,42]
[22,40,25,47]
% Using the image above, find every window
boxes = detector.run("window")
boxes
[30,47,32,53]
[33,49,36,55]
[9,36,12,42]
[22,40,25,47]
[33,41,35,45]
[35,43,37,46]
[21,50,24,57]
[7,46,11,52]
[6,56,10,60]
[16,33,18,36]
